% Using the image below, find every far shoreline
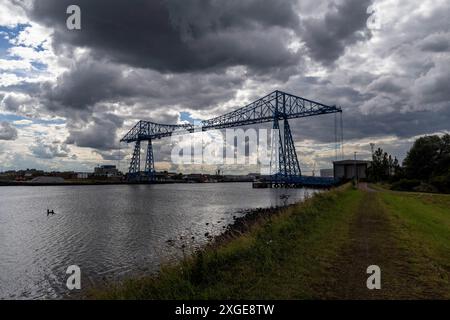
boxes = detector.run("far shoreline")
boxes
[0,180,255,187]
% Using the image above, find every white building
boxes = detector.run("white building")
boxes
[77,172,90,179]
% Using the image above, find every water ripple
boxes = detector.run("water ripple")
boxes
[0,183,313,299]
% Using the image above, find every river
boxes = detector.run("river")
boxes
[0,183,315,299]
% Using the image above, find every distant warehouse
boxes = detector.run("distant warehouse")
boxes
[94,165,121,178]
[333,160,372,181]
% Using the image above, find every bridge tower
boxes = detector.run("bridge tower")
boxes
[128,140,141,181]
[271,91,302,184]
[127,139,156,182]
[144,139,156,181]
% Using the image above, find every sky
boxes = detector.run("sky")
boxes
[0,0,449,174]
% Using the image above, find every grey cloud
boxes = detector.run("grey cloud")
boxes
[300,0,372,65]
[2,94,28,112]
[413,62,450,106]
[37,54,247,153]
[348,72,377,87]
[65,113,123,150]
[420,33,450,52]
[283,65,449,144]
[29,138,71,158]
[44,55,244,105]
[287,105,450,147]
[367,77,404,94]
[43,59,136,113]
[41,54,246,123]
[166,0,299,34]
[343,109,450,141]
[0,121,18,140]
[286,75,371,109]
[25,0,301,73]
[0,92,42,118]
[94,150,126,161]
[401,5,450,46]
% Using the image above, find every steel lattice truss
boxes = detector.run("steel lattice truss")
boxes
[120,90,341,142]
[120,90,342,185]
[121,121,194,143]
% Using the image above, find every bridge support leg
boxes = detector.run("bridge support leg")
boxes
[271,116,284,183]
[282,118,301,178]
[270,117,302,187]
[128,140,141,181]
[145,139,156,182]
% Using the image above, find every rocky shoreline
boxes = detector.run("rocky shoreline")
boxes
[208,202,301,248]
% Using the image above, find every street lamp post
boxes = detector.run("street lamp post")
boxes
[354,152,358,187]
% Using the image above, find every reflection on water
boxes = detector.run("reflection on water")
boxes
[0,183,315,299]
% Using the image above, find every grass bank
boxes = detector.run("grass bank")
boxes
[377,190,450,298]
[90,185,450,299]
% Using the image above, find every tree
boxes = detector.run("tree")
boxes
[368,147,399,182]
[392,157,402,177]
[403,134,450,180]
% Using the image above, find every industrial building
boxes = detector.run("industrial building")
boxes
[333,160,371,181]
[77,172,90,179]
[94,165,121,178]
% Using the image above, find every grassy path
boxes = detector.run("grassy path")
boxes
[91,185,450,299]
[378,190,450,298]
[316,189,398,299]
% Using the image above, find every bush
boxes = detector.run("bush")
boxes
[430,174,450,194]
[413,182,439,193]
[390,179,421,191]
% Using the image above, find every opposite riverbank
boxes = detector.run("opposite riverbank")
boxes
[90,184,450,299]
[0,180,256,186]
[0,180,182,186]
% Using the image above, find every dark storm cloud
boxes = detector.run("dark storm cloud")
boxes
[41,55,246,120]
[367,77,404,94]
[284,66,450,144]
[300,0,372,65]
[25,0,300,73]
[420,33,450,52]
[65,113,123,150]
[42,59,135,112]
[413,62,450,106]
[343,109,450,141]
[0,121,18,140]
[286,76,373,111]
[288,104,450,146]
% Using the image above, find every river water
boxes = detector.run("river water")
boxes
[0,183,315,299]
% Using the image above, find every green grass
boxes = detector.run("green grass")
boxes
[378,191,450,298]
[90,185,450,299]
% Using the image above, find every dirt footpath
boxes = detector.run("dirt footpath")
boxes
[317,188,423,299]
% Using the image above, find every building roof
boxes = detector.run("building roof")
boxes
[333,160,372,165]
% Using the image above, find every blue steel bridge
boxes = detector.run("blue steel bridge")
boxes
[120,90,343,188]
